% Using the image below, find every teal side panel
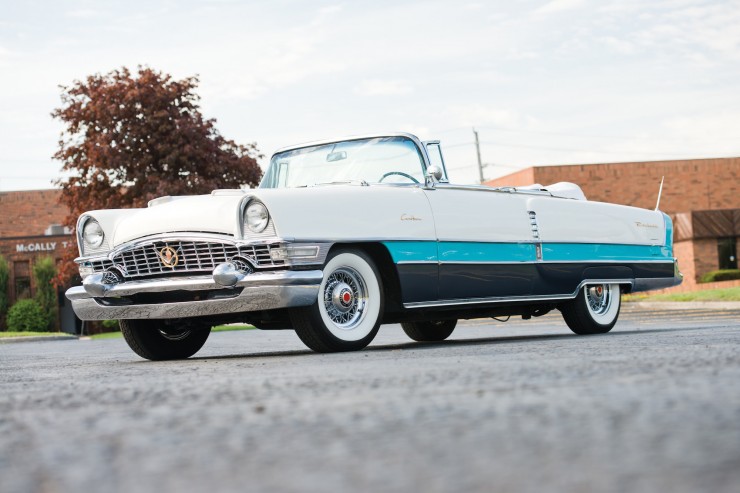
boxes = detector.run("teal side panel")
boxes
[384,240,673,264]
[382,241,438,263]
[438,241,536,263]
[542,243,672,262]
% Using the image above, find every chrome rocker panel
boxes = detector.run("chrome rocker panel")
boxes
[66,270,323,320]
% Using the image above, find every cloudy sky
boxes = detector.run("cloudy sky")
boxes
[1,0,739,190]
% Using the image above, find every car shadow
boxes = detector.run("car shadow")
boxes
[178,325,712,363]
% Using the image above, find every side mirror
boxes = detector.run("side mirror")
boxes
[425,165,443,188]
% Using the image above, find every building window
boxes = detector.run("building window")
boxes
[718,237,738,270]
[14,261,31,300]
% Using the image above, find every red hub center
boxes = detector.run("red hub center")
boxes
[342,291,352,304]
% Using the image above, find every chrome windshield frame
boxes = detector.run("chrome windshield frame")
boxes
[263,132,449,188]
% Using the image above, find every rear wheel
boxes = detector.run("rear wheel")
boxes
[401,319,457,342]
[120,319,211,360]
[290,249,383,353]
[560,283,621,335]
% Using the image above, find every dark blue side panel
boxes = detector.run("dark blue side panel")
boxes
[396,262,675,303]
[438,264,537,299]
[396,264,438,303]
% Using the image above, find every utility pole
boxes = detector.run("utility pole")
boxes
[473,127,484,184]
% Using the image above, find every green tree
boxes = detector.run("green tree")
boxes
[7,299,48,332]
[33,257,57,331]
[0,255,9,331]
[52,66,263,287]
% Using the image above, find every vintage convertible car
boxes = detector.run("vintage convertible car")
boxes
[66,133,682,360]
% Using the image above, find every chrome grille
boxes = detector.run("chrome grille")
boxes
[90,259,114,272]
[116,241,239,278]
[241,245,285,268]
[240,244,284,268]
[88,240,285,278]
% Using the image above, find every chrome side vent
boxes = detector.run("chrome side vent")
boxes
[528,211,540,240]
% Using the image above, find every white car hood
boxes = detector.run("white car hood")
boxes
[111,193,246,246]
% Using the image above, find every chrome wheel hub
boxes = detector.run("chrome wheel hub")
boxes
[331,282,355,313]
[323,268,367,329]
[586,284,611,315]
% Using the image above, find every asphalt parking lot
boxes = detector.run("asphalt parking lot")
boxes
[2,304,739,493]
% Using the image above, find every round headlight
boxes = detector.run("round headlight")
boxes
[83,219,105,248]
[245,202,269,233]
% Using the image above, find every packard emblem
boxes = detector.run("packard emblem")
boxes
[159,246,179,268]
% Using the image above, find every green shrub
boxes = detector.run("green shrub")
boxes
[33,257,57,330]
[699,269,740,283]
[101,319,120,331]
[6,299,49,332]
[0,255,9,330]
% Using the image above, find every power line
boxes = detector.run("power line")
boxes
[474,124,690,142]
[447,162,524,172]
[440,139,728,157]
[433,123,729,143]
[478,141,710,157]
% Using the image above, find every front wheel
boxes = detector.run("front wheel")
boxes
[401,320,457,342]
[120,319,212,360]
[290,249,383,353]
[560,283,621,335]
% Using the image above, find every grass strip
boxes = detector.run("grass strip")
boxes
[625,287,740,302]
[0,331,72,338]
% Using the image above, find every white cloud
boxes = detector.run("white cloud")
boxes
[2,0,740,190]
[65,9,100,19]
[600,36,635,54]
[354,79,414,97]
[444,105,534,129]
[662,111,740,155]
[534,0,587,15]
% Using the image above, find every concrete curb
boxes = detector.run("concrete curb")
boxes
[625,301,740,310]
[0,335,78,344]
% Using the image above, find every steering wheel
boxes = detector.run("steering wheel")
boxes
[378,171,420,184]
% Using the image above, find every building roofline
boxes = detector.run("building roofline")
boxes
[487,155,740,183]
[527,155,740,169]
[0,187,61,195]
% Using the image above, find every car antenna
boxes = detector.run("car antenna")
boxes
[654,176,664,211]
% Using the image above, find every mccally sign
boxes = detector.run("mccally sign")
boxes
[15,241,70,253]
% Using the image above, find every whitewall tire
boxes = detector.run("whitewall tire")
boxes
[560,283,621,335]
[290,249,383,352]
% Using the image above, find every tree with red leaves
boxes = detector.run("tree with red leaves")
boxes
[52,66,262,287]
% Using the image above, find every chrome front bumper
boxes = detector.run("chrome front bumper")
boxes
[65,270,323,320]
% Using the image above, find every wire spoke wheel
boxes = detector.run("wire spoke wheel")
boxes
[586,284,612,316]
[561,283,621,335]
[290,249,383,353]
[323,267,368,330]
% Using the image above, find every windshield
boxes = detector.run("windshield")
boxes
[260,136,426,188]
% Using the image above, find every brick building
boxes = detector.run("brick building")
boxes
[484,157,740,288]
[0,189,78,332]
